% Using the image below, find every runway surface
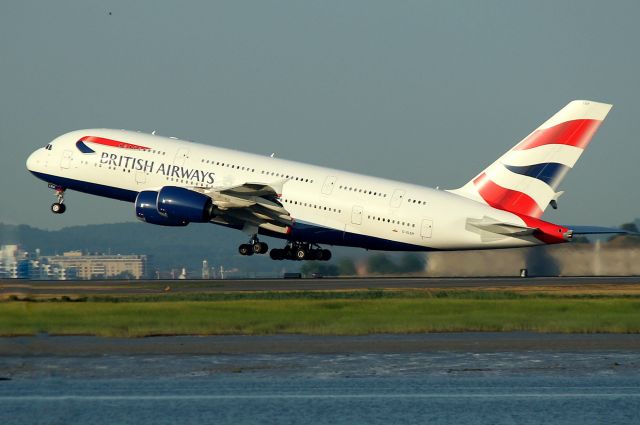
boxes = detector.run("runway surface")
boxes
[1,276,639,297]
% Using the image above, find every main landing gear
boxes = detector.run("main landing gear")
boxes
[269,242,332,261]
[238,236,269,256]
[239,238,331,261]
[50,186,66,214]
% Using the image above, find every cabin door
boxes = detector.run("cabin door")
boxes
[421,218,433,238]
[322,176,337,195]
[351,205,363,225]
[390,189,405,207]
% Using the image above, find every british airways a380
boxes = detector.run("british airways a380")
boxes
[26,100,617,261]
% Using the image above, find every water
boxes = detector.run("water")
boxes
[1,352,639,424]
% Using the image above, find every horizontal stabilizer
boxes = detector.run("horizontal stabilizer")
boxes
[466,216,536,237]
[566,225,634,235]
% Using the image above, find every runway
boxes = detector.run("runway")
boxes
[1,276,639,297]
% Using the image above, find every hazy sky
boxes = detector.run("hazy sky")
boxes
[1,1,639,230]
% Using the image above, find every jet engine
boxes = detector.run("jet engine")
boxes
[135,186,213,226]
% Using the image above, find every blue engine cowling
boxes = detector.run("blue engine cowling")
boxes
[135,187,213,226]
[135,190,188,226]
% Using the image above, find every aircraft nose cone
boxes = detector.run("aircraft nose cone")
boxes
[26,150,39,171]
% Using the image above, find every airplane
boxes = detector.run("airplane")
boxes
[26,100,621,261]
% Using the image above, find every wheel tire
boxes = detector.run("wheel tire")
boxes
[295,248,307,261]
[252,243,263,254]
[51,203,65,214]
[269,249,284,260]
[321,249,332,261]
[259,242,269,254]
[313,250,324,261]
[239,244,252,256]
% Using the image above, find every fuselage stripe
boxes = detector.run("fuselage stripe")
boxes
[80,136,150,151]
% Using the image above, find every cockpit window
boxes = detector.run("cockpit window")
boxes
[44,144,53,150]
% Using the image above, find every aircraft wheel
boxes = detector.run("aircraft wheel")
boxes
[270,249,284,260]
[51,203,66,214]
[321,249,332,261]
[238,244,253,256]
[253,242,268,254]
[295,247,307,261]
[313,250,324,261]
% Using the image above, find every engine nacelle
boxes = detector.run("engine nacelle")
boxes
[135,190,188,226]
[157,186,213,223]
[135,187,213,226]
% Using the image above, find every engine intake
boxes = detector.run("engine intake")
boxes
[135,187,213,226]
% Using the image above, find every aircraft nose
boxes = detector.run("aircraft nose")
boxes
[26,149,40,171]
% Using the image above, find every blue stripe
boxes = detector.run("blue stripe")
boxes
[281,220,432,251]
[504,162,570,189]
[29,171,138,202]
[75,141,95,154]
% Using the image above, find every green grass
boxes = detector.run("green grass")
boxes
[1,293,639,336]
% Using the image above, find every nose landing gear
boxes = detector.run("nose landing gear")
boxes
[50,185,66,214]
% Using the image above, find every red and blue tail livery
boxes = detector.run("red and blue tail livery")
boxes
[451,100,612,219]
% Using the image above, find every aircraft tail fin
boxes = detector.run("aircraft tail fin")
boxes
[448,100,612,218]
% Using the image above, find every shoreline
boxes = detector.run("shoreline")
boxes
[2,333,640,356]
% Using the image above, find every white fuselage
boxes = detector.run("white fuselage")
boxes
[27,129,545,251]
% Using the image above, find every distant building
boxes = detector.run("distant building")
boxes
[0,245,27,279]
[202,260,210,279]
[40,251,147,280]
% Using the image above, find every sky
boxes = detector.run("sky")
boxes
[1,1,639,230]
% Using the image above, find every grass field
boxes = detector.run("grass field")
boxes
[1,290,639,336]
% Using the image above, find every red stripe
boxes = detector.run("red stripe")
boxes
[513,119,601,151]
[474,173,569,243]
[474,173,543,218]
[80,136,150,151]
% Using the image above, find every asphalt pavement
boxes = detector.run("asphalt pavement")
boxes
[1,276,639,296]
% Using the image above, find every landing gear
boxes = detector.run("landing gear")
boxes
[269,242,332,261]
[50,186,66,214]
[238,244,254,256]
[253,242,269,254]
[51,203,66,214]
[238,236,269,256]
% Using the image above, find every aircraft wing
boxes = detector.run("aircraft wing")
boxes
[193,181,292,234]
